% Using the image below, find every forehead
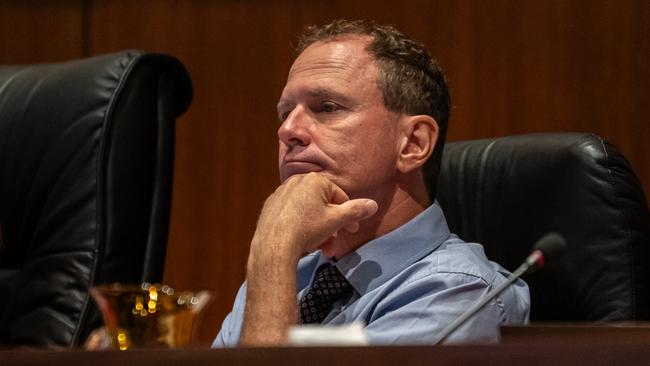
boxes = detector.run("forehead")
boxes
[282,36,379,97]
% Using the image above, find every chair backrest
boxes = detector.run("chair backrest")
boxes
[437,133,650,321]
[0,51,192,347]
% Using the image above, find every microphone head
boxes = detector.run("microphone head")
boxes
[534,232,567,262]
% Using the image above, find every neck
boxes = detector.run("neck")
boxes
[321,171,431,259]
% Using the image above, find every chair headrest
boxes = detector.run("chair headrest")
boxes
[438,132,650,321]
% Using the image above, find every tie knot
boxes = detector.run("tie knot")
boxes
[299,263,352,324]
[313,263,349,290]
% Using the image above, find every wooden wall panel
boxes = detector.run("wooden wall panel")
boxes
[0,0,84,63]
[2,0,649,345]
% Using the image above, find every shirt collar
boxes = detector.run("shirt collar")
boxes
[316,201,451,295]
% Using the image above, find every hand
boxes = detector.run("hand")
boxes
[251,172,378,263]
[240,172,377,346]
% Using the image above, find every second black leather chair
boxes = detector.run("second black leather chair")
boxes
[0,51,193,347]
[437,133,650,321]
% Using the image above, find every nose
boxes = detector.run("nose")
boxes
[277,106,311,147]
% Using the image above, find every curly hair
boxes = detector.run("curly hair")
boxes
[297,19,450,200]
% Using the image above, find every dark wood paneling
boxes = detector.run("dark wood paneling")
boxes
[2,0,649,345]
[0,0,84,63]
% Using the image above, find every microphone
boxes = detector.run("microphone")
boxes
[432,232,567,345]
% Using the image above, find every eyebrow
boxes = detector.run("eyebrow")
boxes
[277,88,349,111]
[308,88,336,98]
[276,100,290,113]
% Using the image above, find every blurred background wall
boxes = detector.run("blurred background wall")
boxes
[1,0,648,344]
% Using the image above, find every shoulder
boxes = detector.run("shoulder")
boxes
[392,236,501,288]
[432,237,500,282]
[371,235,529,313]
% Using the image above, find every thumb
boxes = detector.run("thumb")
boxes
[331,199,378,230]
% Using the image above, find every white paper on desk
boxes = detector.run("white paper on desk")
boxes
[288,321,369,346]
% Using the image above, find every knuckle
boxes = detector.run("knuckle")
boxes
[304,171,320,181]
[346,204,362,218]
[285,174,301,184]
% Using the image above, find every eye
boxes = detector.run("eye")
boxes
[278,109,292,122]
[321,101,340,113]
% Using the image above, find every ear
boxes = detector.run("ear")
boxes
[396,115,438,173]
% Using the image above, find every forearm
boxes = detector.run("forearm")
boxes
[240,239,300,346]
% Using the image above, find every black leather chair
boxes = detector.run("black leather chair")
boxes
[437,133,650,322]
[0,51,192,347]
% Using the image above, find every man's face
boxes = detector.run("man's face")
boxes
[277,36,402,199]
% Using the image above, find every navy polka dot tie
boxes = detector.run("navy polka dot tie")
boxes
[299,263,352,324]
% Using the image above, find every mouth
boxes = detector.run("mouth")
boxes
[280,160,324,181]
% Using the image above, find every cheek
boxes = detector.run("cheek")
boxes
[317,129,356,162]
[343,133,395,172]
[362,133,400,174]
[314,118,398,173]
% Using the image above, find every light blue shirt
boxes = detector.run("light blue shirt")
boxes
[213,202,530,346]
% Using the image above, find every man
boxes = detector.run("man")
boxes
[214,20,529,347]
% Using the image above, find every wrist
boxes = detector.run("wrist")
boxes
[247,237,301,277]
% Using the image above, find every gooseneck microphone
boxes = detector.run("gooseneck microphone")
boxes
[432,232,567,345]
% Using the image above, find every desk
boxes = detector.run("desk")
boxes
[502,323,650,345]
[3,325,650,366]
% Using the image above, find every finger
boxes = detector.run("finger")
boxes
[344,198,378,220]
[344,221,360,233]
[328,198,378,231]
[328,181,351,205]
